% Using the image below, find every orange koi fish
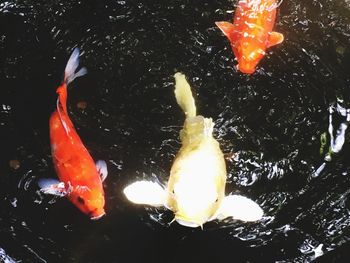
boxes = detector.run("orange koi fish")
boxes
[39,48,108,220]
[216,0,284,74]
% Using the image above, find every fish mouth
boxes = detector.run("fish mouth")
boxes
[237,63,256,74]
[176,219,201,228]
[90,212,106,220]
[175,214,205,228]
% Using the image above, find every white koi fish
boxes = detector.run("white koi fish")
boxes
[124,72,263,228]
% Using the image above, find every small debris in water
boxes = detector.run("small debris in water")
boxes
[224,152,237,161]
[335,46,345,56]
[10,198,17,208]
[77,101,88,110]
[9,159,20,170]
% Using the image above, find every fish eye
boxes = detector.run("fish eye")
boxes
[215,198,219,203]
[77,196,85,205]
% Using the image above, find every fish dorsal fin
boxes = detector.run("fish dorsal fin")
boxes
[203,117,214,137]
[180,116,214,144]
[123,181,167,207]
[267,31,284,48]
[56,97,70,135]
[174,72,196,118]
[215,21,238,43]
[215,195,264,222]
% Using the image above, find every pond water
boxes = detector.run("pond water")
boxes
[1,0,350,262]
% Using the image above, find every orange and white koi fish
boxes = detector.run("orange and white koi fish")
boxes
[216,0,284,74]
[123,73,263,228]
[39,48,108,220]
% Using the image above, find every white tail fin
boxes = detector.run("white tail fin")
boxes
[64,48,87,84]
[123,181,167,207]
[215,195,264,222]
[174,72,196,118]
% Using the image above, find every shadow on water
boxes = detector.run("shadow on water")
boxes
[1,0,350,262]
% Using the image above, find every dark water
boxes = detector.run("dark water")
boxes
[1,0,350,262]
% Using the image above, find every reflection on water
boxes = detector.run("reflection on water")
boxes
[1,0,350,262]
[0,247,16,263]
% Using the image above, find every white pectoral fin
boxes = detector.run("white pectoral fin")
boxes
[215,195,264,222]
[123,181,167,207]
[96,160,108,182]
[38,178,68,197]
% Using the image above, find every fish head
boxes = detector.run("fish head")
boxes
[234,41,266,74]
[168,149,226,228]
[170,177,223,227]
[71,186,105,220]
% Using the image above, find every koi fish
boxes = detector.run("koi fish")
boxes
[39,48,108,220]
[216,0,284,74]
[123,72,263,228]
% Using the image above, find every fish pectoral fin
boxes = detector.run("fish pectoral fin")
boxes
[267,31,284,48]
[215,195,263,222]
[123,181,167,207]
[96,160,108,182]
[215,21,237,42]
[38,178,68,197]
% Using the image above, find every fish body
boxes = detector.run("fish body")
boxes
[216,0,284,74]
[166,73,227,226]
[41,49,107,220]
[124,73,263,228]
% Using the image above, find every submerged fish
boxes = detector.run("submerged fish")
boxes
[216,0,284,74]
[39,48,108,220]
[124,72,263,228]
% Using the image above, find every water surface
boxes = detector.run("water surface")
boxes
[1,0,350,262]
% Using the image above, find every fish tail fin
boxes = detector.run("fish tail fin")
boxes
[64,48,87,85]
[55,48,87,134]
[215,21,237,43]
[174,72,196,118]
